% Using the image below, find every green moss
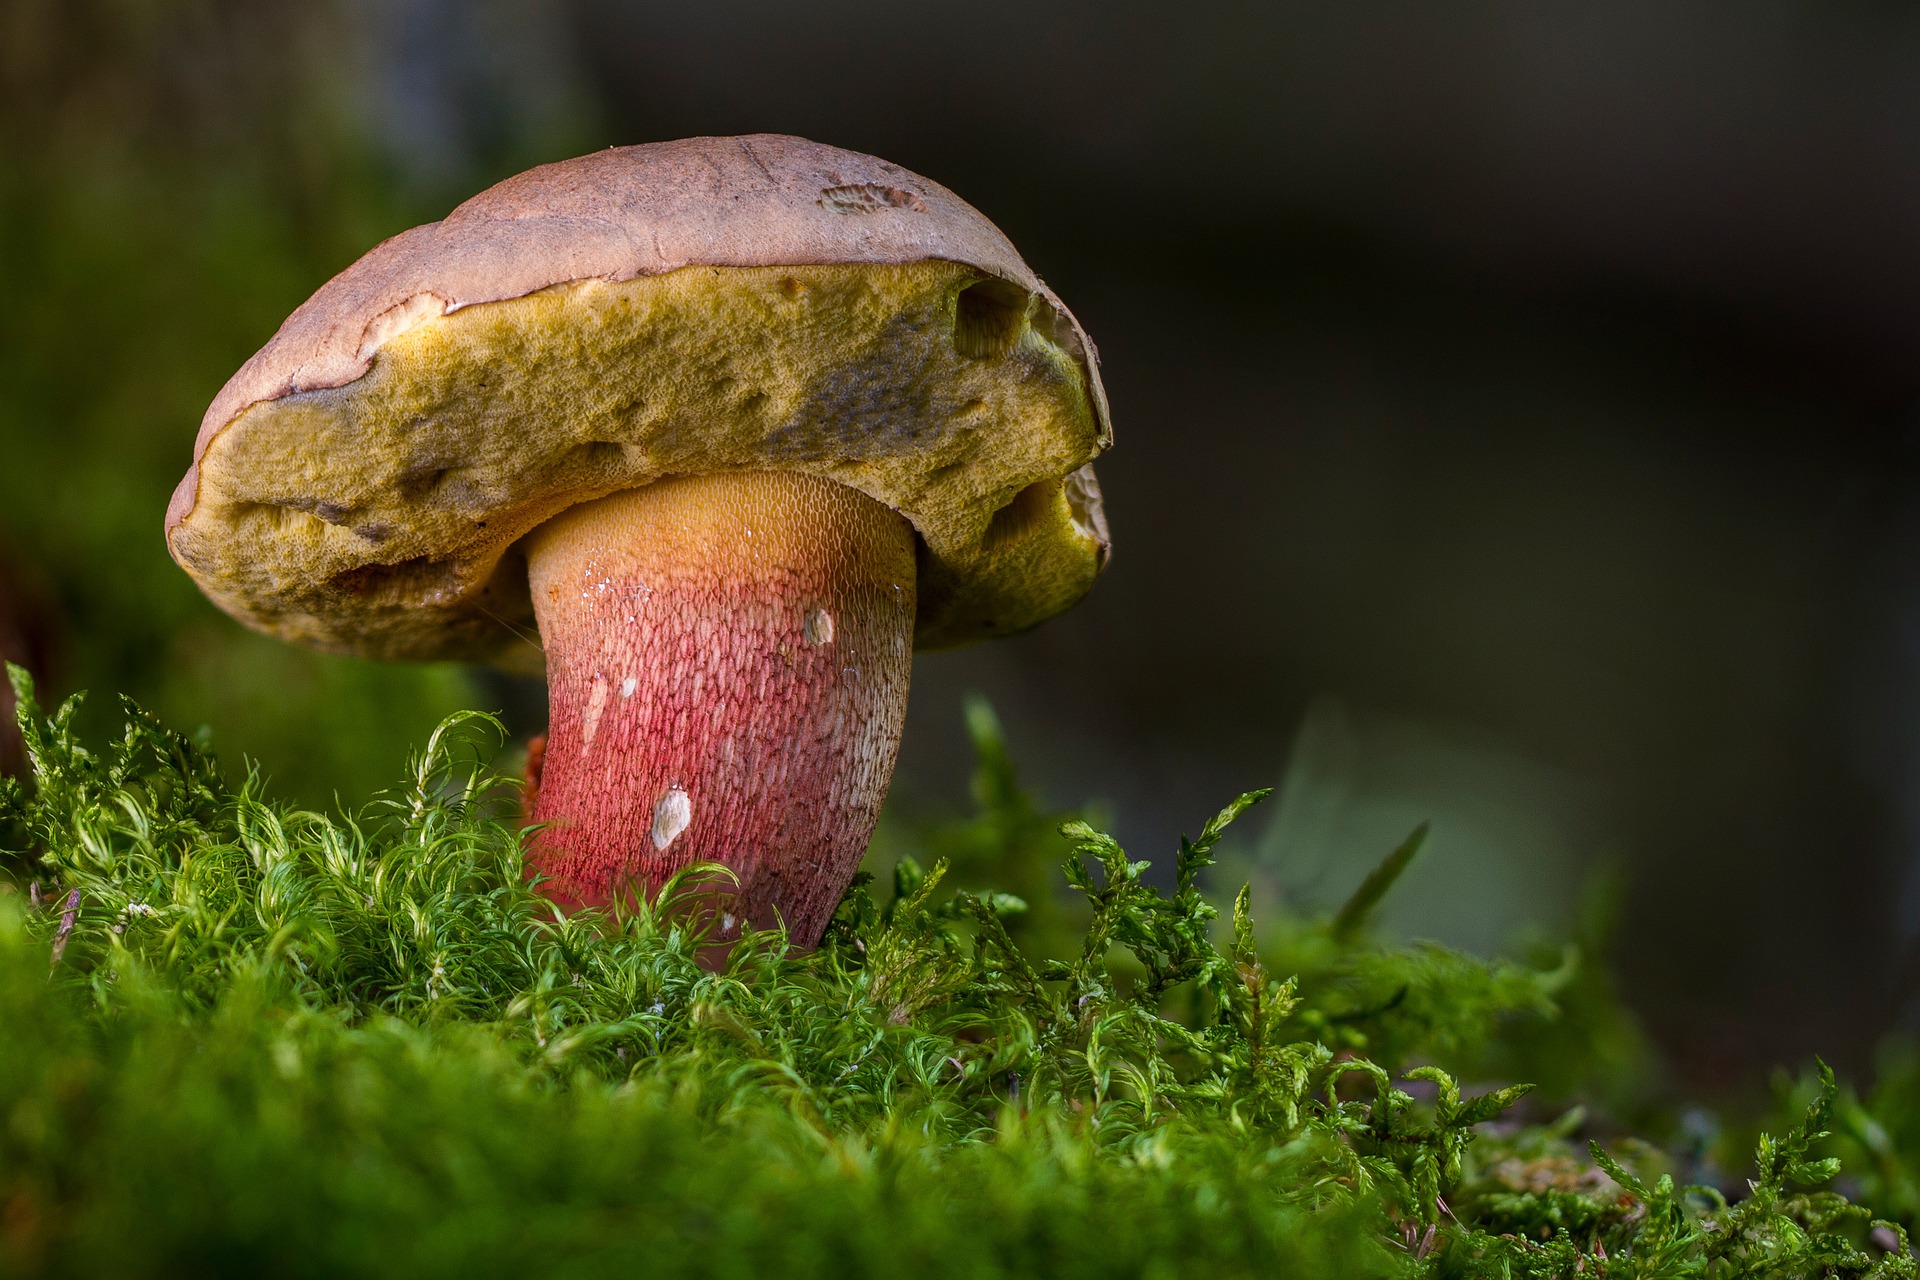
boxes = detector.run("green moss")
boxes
[0,666,1913,1278]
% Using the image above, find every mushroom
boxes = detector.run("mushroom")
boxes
[165,135,1111,948]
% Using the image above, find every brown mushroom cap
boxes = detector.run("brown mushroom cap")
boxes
[166,135,1111,670]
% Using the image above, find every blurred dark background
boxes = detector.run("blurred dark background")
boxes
[7,0,1920,1095]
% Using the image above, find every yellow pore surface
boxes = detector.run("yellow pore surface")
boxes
[171,260,1107,669]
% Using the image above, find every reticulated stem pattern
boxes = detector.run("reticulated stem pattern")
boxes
[526,471,916,947]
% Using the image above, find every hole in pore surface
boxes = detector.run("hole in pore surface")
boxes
[569,441,628,472]
[953,279,1030,360]
[328,555,463,605]
[231,501,319,534]
[983,480,1059,551]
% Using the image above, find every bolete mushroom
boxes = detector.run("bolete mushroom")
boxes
[166,135,1111,948]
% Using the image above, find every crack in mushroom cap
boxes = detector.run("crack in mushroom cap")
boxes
[166,135,1112,670]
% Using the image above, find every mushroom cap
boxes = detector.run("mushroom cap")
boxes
[166,135,1111,670]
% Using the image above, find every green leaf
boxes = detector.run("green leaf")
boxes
[1589,1141,1651,1200]
[1455,1082,1534,1127]
[1332,822,1429,944]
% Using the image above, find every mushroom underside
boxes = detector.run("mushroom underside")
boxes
[171,260,1107,666]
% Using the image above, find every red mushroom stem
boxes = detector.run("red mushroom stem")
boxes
[524,471,916,947]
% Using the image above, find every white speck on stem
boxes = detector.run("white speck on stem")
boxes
[582,674,610,747]
[651,788,692,851]
[620,676,637,698]
[804,607,834,646]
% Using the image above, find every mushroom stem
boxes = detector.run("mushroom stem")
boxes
[524,472,916,948]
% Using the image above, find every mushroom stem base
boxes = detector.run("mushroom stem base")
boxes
[525,472,916,948]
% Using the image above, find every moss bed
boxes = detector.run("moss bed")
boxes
[0,667,1915,1278]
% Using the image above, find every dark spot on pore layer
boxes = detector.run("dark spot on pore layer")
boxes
[397,466,450,500]
[763,314,944,460]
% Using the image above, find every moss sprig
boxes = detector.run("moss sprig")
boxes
[0,664,1910,1279]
